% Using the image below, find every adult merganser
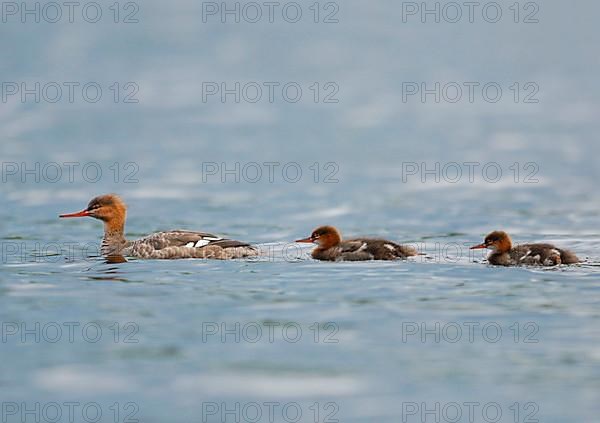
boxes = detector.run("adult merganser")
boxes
[295,225,417,261]
[59,194,258,260]
[470,231,579,266]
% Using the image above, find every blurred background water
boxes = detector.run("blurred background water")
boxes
[1,0,599,422]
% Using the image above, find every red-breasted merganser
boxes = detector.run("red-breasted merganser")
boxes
[59,194,258,260]
[470,231,579,266]
[296,226,417,261]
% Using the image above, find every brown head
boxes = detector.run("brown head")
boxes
[470,231,512,253]
[296,225,342,249]
[60,194,127,232]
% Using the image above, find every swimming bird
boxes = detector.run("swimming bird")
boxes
[59,194,258,260]
[470,231,579,266]
[295,225,417,261]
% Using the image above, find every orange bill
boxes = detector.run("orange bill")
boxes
[469,243,487,250]
[59,209,90,218]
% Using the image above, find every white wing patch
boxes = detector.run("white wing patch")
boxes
[357,243,368,252]
[384,244,395,251]
[185,237,223,248]
[519,250,532,261]
[195,237,223,248]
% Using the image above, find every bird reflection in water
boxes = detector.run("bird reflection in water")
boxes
[85,255,131,283]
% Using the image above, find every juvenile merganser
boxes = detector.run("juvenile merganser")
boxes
[296,226,417,261]
[59,194,258,260]
[470,231,579,266]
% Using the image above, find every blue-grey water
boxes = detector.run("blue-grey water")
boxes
[1,0,599,422]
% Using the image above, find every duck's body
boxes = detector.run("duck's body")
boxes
[312,238,417,261]
[296,226,417,261]
[471,231,579,266]
[119,230,257,260]
[60,194,258,260]
[487,243,579,266]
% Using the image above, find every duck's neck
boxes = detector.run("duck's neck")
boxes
[319,232,342,250]
[498,237,513,254]
[101,217,128,256]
